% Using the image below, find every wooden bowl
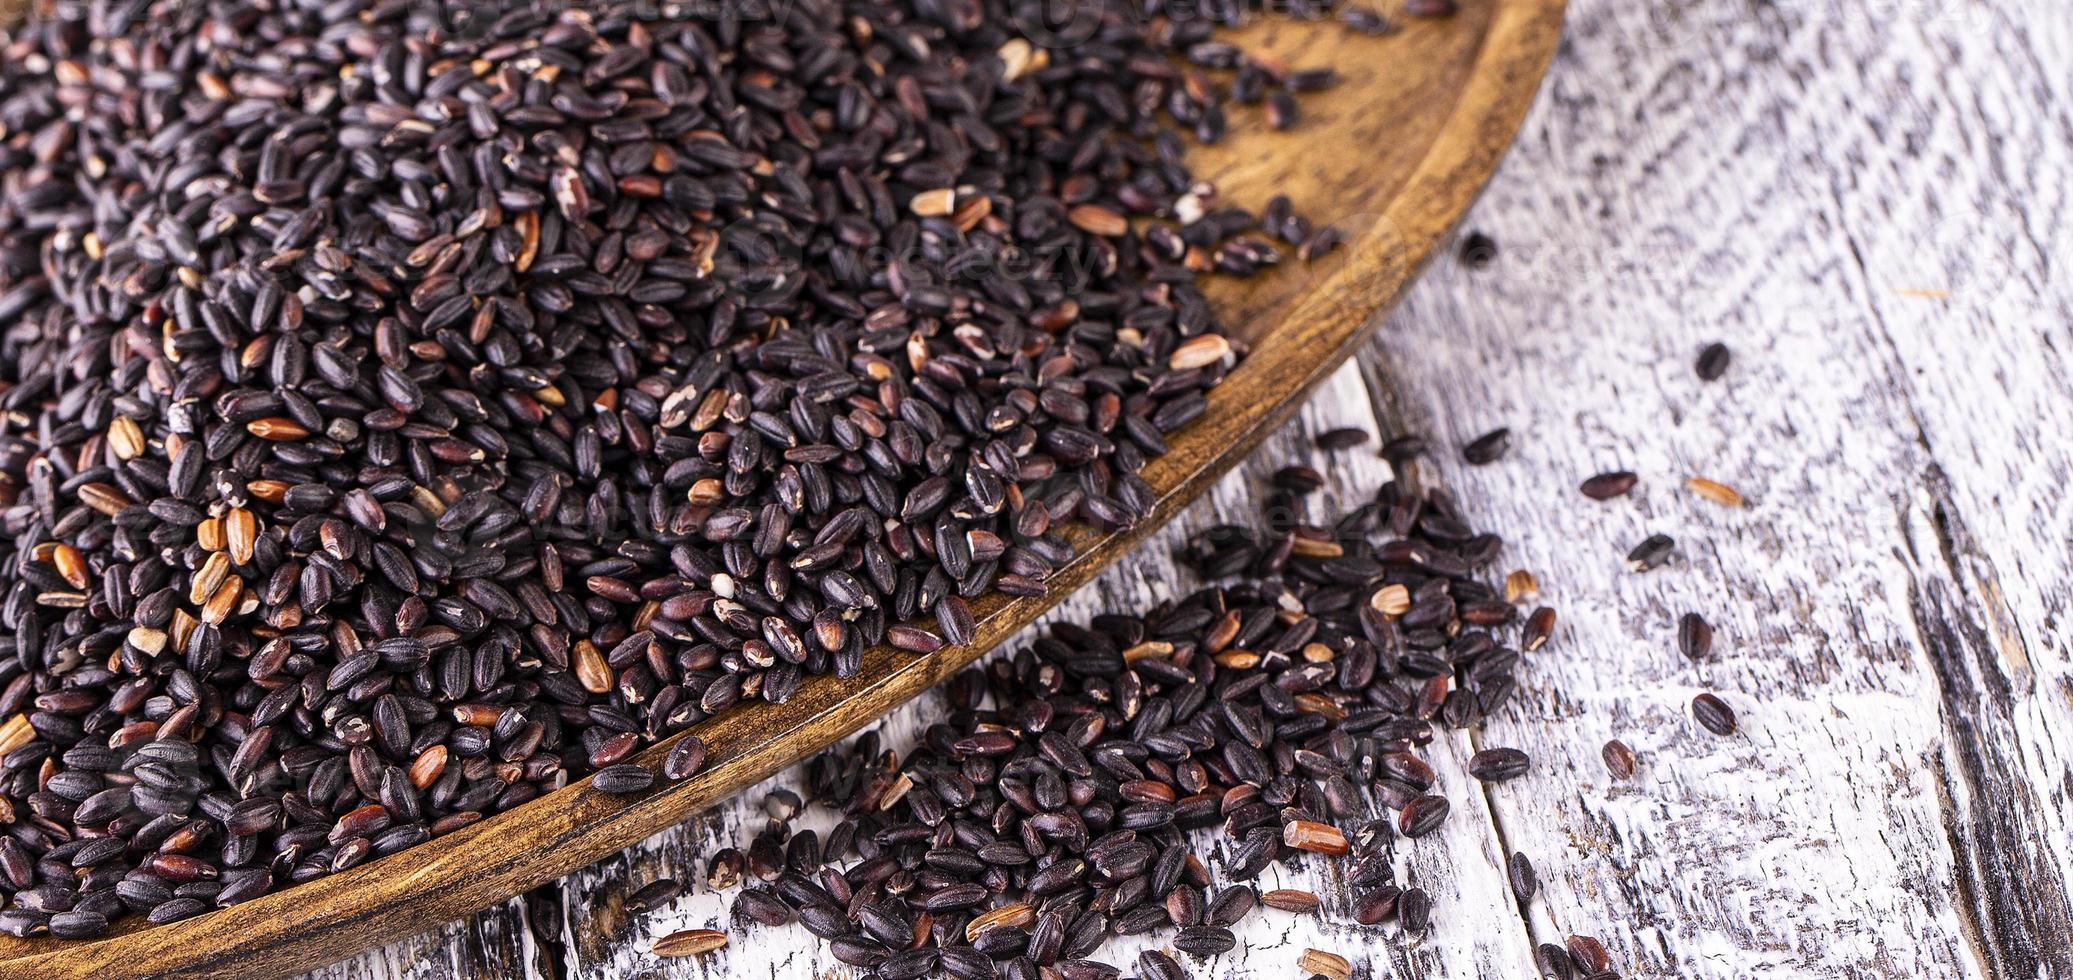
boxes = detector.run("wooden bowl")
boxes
[0,3,1563,975]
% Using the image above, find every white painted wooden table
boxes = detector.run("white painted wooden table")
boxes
[308,0,2073,976]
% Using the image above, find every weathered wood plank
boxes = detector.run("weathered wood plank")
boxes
[300,897,551,980]
[1816,4,2073,971]
[1346,1,2073,976]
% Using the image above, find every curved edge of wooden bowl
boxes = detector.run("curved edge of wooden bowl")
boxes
[0,4,1565,976]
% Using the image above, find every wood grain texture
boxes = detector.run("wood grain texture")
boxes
[328,0,2073,977]
[1351,1,2073,976]
[0,4,1564,979]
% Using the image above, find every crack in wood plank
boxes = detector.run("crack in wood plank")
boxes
[1907,472,2073,979]
[1353,349,1552,966]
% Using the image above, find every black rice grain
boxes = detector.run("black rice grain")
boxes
[0,0,1381,935]
[1695,343,1733,381]
[684,459,1628,975]
[1692,693,1739,736]
[1463,428,1514,465]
